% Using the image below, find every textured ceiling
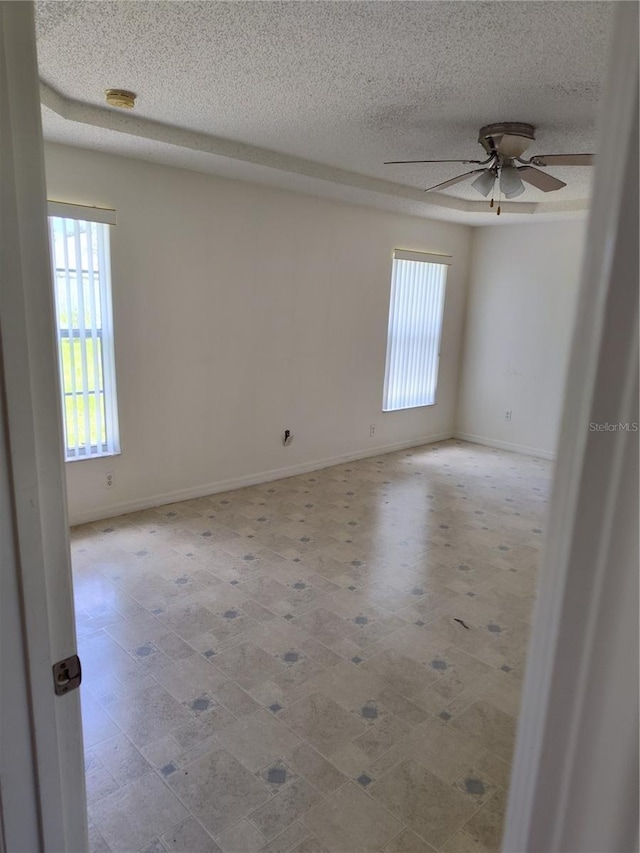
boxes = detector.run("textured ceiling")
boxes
[35,1,614,224]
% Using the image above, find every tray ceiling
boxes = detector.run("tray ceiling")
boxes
[35,1,614,224]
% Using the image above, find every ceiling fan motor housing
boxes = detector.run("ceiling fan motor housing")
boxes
[478,122,536,159]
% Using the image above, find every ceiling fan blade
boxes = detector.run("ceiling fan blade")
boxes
[424,169,485,192]
[385,158,484,165]
[533,154,595,166]
[518,166,566,192]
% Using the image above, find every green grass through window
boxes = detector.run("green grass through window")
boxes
[60,337,106,450]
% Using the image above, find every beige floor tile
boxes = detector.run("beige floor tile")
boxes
[103,682,193,747]
[375,688,430,727]
[304,782,403,852]
[289,837,331,853]
[259,821,313,853]
[213,680,262,718]
[401,715,485,783]
[297,637,343,668]
[361,584,416,614]
[155,630,197,661]
[154,601,221,642]
[361,649,439,699]
[139,656,214,705]
[306,661,383,711]
[86,733,152,786]
[279,693,367,756]
[161,817,223,852]
[291,608,354,648]
[246,679,288,709]
[248,778,322,840]
[167,748,271,837]
[85,764,119,805]
[212,642,288,690]
[243,620,313,656]
[271,656,328,699]
[384,828,437,853]
[79,631,141,681]
[382,624,445,666]
[237,575,293,608]
[171,707,235,751]
[328,742,372,777]
[88,821,112,853]
[365,742,409,782]
[451,701,517,762]
[216,709,302,771]
[81,692,122,748]
[216,820,265,853]
[473,751,512,790]
[369,759,476,849]
[140,734,182,769]
[89,773,188,853]
[169,736,223,775]
[462,669,523,717]
[441,831,492,853]
[427,647,494,701]
[284,742,348,794]
[102,612,169,650]
[352,712,411,761]
[461,788,508,852]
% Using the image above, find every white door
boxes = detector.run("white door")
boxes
[0,2,88,851]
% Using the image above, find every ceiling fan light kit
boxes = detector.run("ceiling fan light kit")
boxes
[500,164,525,199]
[471,170,497,197]
[385,122,594,214]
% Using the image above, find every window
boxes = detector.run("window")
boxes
[47,202,120,460]
[382,249,449,412]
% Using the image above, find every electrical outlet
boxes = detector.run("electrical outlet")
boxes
[505,410,512,422]
[370,424,376,436]
[105,471,115,489]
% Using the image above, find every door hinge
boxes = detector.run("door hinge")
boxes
[52,654,82,696]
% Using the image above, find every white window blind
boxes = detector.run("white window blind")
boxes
[47,204,120,460]
[382,250,449,412]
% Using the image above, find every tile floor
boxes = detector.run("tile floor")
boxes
[74,440,550,853]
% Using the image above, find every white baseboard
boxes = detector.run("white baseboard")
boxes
[454,431,556,460]
[69,432,454,526]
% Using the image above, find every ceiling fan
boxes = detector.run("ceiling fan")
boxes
[385,122,595,214]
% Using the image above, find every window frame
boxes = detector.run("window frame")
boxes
[47,201,120,462]
[382,249,450,413]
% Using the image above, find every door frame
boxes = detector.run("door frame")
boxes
[503,3,639,850]
[0,3,87,851]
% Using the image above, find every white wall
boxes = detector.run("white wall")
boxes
[44,143,472,524]
[456,220,587,458]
